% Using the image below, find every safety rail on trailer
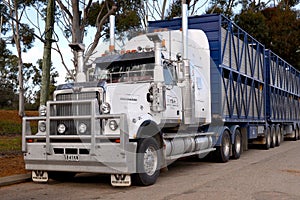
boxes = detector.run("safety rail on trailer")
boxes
[265,50,300,123]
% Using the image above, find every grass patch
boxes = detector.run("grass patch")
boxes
[0,110,38,154]
[0,110,38,135]
[0,135,22,153]
[0,121,22,135]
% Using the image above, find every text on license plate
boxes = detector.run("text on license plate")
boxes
[65,154,79,161]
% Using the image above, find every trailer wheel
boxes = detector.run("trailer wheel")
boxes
[270,126,276,148]
[275,125,281,147]
[215,130,230,163]
[134,137,161,186]
[264,127,271,150]
[293,127,299,141]
[232,129,242,159]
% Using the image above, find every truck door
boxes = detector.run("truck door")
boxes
[162,63,182,121]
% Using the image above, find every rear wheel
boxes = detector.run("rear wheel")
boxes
[270,126,276,148]
[232,129,242,159]
[264,127,271,150]
[293,127,299,141]
[215,130,230,163]
[134,137,161,186]
[275,125,281,146]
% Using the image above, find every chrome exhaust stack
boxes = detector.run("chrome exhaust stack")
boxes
[181,1,195,124]
[109,15,115,53]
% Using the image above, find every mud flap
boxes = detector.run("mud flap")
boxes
[32,171,48,183]
[111,174,131,187]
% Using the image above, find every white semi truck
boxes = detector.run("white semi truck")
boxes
[22,4,300,186]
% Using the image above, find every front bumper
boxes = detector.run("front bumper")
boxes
[22,99,137,174]
[24,142,137,174]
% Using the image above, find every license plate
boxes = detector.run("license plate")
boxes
[111,174,131,187]
[65,154,79,161]
[32,171,48,182]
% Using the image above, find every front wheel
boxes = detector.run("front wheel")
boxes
[134,137,161,186]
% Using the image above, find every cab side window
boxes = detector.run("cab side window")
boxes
[163,63,175,85]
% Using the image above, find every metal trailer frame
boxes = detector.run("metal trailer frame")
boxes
[265,50,300,128]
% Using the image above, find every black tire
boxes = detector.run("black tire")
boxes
[232,129,242,159]
[270,126,276,148]
[293,128,299,141]
[264,127,271,150]
[48,171,76,182]
[215,130,230,163]
[275,125,281,147]
[134,137,161,186]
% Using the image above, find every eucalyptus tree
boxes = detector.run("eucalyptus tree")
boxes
[0,0,35,116]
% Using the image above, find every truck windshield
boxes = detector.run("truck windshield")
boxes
[94,60,155,83]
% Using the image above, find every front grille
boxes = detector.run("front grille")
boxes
[56,92,99,101]
[50,91,101,135]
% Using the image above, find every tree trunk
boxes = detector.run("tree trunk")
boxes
[40,0,55,106]
[10,0,24,117]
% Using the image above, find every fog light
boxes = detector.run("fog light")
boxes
[39,105,47,116]
[109,120,118,131]
[78,123,87,134]
[57,123,66,134]
[38,121,46,132]
[100,102,111,114]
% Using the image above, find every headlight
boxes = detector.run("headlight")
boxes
[57,123,66,134]
[78,123,87,134]
[100,102,111,114]
[38,121,46,132]
[108,120,118,131]
[39,105,47,116]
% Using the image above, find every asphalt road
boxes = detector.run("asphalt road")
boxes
[1,140,300,200]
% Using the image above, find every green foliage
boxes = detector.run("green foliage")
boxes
[84,0,142,42]
[206,0,238,18]
[27,59,58,108]
[234,10,269,44]
[0,40,18,109]
[166,0,181,20]
[235,5,300,69]
[0,2,36,51]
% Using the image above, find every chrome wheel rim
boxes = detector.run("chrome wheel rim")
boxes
[235,134,241,153]
[223,135,230,157]
[143,146,158,176]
